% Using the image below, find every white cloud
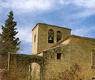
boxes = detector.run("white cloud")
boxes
[59,0,95,18]
[59,0,65,4]
[0,0,55,13]
[72,26,95,36]
[72,28,88,36]
[62,0,95,8]
[1,0,95,17]
[17,26,32,43]
[74,0,95,8]
[72,9,95,18]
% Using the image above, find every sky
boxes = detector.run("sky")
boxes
[0,0,95,54]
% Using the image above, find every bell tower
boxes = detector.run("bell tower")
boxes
[32,23,71,54]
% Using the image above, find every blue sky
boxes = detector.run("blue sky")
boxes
[0,0,95,54]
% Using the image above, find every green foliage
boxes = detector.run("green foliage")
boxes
[0,11,21,54]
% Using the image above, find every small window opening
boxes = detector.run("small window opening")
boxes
[57,53,61,59]
[91,50,95,66]
[34,35,36,42]
[48,29,54,43]
[57,31,62,42]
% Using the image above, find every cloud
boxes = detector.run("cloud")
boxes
[59,0,95,18]
[73,0,95,8]
[1,0,95,18]
[61,0,95,8]
[72,9,95,18]
[17,26,32,43]
[18,42,32,54]
[72,26,95,37]
[0,0,55,13]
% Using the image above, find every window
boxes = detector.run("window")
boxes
[57,53,61,59]
[91,50,95,65]
[91,50,95,69]
[48,29,54,43]
[57,31,62,42]
[34,35,36,42]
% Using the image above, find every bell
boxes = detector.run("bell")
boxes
[49,37,52,40]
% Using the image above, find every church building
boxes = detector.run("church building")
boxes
[0,23,95,80]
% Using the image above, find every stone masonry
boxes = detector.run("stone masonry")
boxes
[0,23,95,80]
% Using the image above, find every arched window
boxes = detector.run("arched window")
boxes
[48,29,54,43]
[57,31,62,42]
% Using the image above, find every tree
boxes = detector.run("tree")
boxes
[0,11,21,71]
[0,11,20,54]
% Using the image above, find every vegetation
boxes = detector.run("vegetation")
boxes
[0,11,20,54]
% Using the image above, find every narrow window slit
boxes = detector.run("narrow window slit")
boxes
[57,53,61,59]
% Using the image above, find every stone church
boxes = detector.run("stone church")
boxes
[0,23,95,80]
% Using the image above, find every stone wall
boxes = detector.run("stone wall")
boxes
[0,53,31,80]
[0,53,43,80]
[42,36,95,80]
[0,54,9,80]
[9,54,31,80]
[43,46,70,80]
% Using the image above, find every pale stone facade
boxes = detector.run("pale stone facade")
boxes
[42,35,95,80]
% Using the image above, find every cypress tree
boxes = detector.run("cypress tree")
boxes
[0,11,20,54]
